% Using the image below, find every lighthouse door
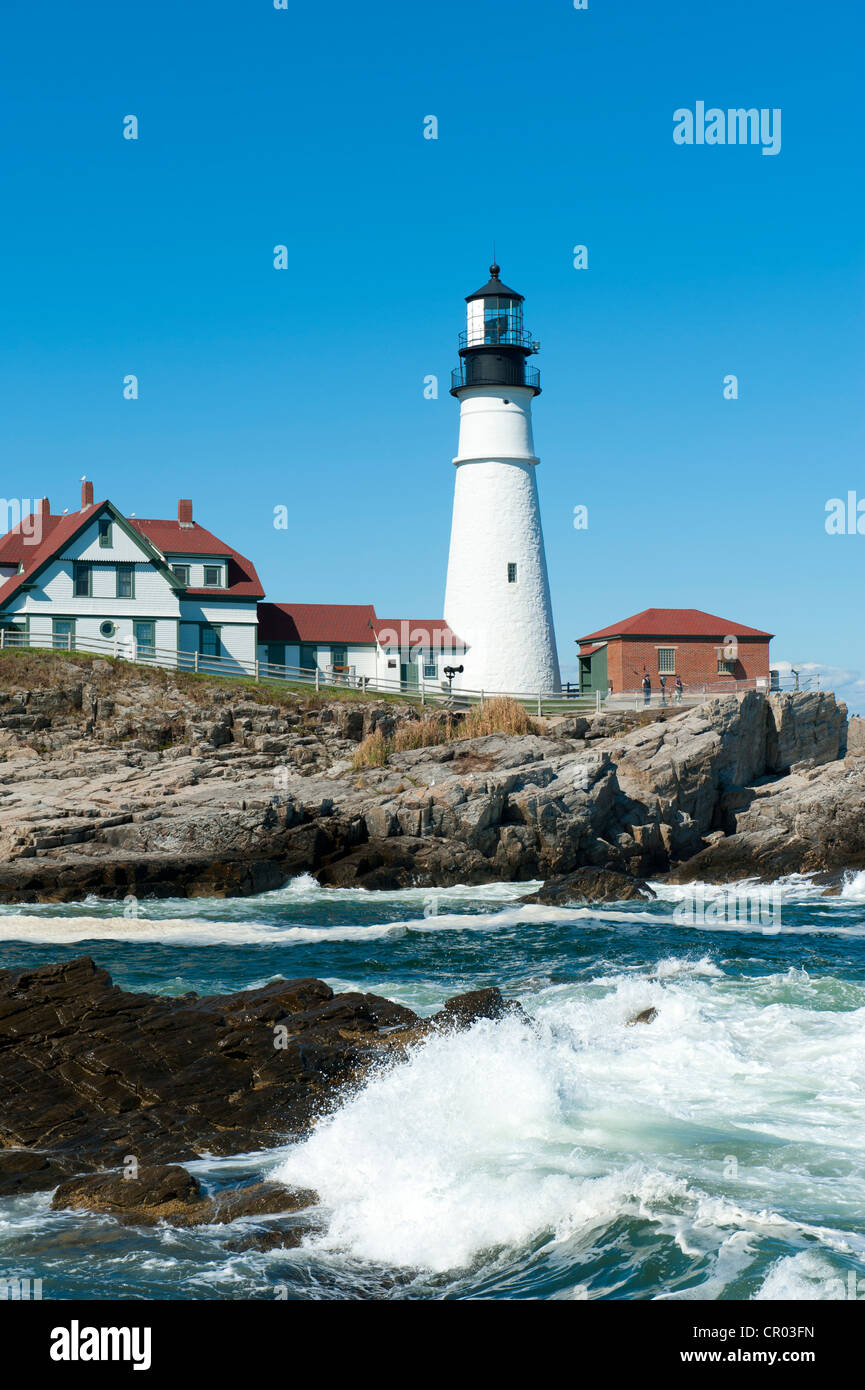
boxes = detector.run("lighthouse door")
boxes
[400,657,419,690]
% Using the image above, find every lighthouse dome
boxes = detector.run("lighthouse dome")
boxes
[465,264,524,303]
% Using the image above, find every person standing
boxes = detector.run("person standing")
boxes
[659,673,667,706]
[642,671,651,706]
[674,676,683,704]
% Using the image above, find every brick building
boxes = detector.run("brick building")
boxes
[576,608,773,695]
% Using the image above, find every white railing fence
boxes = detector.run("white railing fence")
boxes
[0,628,815,718]
[0,628,603,715]
[608,673,823,712]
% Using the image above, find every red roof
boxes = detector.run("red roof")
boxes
[0,510,104,607]
[374,618,463,649]
[128,519,263,598]
[257,605,465,648]
[257,603,378,644]
[578,643,606,658]
[580,608,773,642]
[0,504,263,606]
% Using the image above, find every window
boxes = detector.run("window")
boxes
[52,618,74,648]
[330,645,348,671]
[483,296,523,345]
[200,625,221,658]
[658,648,676,674]
[99,620,116,640]
[135,622,155,654]
[507,562,517,584]
[203,565,223,588]
[98,518,112,549]
[73,562,91,597]
[116,564,134,599]
[718,658,736,675]
[171,564,190,585]
[423,652,437,679]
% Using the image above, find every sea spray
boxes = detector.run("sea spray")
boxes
[2,880,864,1299]
[270,962,865,1279]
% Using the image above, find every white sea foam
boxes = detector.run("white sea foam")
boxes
[271,966,865,1276]
[839,869,865,901]
[0,894,862,946]
[754,1250,853,1300]
[649,955,725,979]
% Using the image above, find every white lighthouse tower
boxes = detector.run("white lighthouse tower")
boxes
[444,264,561,695]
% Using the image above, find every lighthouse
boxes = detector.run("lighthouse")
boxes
[444,265,561,694]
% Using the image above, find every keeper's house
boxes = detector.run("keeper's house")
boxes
[0,483,263,669]
[0,484,466,688]
[576,608,774,695]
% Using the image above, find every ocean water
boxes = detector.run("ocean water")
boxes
[1,873,864,1302]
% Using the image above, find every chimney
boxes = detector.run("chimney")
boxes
[178,499,193,527]
[38,497,50,516]
[81,480,94,509]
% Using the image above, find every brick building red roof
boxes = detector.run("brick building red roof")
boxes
[579,608,773,643]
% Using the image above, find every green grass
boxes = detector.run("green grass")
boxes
[0,645,421,711]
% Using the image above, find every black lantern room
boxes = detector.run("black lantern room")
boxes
[450,264,541,396]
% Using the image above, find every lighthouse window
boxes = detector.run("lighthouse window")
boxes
[484,297,522,346]
[507,563,517,584]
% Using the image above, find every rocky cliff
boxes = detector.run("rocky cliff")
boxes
[0,652,861,898]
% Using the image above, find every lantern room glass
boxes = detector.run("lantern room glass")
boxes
[483,296,523,345]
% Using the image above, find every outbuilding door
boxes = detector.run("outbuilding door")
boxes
[400,658,418,690]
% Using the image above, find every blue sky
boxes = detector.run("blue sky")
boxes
[1,0,864,704]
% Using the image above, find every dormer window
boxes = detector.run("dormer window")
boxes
[171,564,190,585]
[203,564,224,588]
[98,518,112,549]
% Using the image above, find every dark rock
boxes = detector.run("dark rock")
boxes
[0,957,431,1177]
[50,1165,318,1229]
[438,987,510,1027]
[522,867,656,906]
[52,1165,211,1225]
[315,836,498,890]
[211,1181,318,1224]
[0,1150,77,1197]
[626,1007,658,1026]
[223,1226,307,1253]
